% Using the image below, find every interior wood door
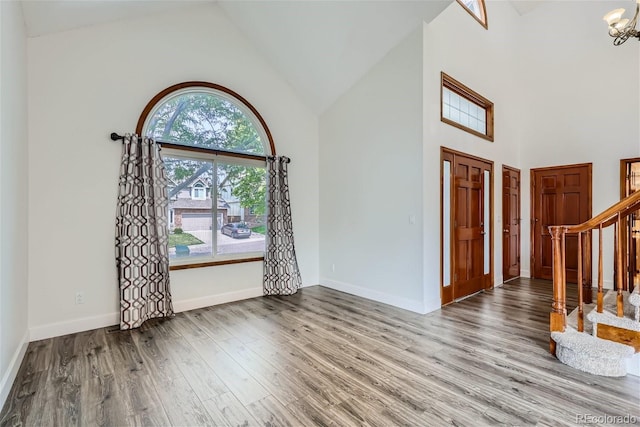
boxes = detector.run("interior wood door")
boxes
[620,157,640,292]
[531,164,592,283]
[453,155,492,300]
[502,166,520,281]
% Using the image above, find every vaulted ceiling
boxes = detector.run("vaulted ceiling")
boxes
[20,0,545,114]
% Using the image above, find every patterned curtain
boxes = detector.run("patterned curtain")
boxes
[115,134,174,330]
[264,156,302,295]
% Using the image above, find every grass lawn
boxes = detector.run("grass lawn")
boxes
[168,232,204,248]
[251,225,266,234]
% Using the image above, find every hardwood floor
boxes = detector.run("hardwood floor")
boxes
[1,278,639,426]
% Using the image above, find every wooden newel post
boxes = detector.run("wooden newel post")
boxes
[549,226,566,355]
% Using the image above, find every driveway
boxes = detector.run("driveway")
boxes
[169,229,265,258]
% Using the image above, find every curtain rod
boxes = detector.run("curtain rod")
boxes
[109,132,290,163]
[110,132,129,141]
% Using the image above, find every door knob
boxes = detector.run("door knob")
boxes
[503,229,509,233]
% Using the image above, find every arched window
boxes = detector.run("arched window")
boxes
[137,82,273,269]
[456,0,487,29]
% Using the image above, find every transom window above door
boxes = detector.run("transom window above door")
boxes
[441,72,494,142]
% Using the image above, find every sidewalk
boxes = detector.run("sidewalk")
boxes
[169,229,265,258]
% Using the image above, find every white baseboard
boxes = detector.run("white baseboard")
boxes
[172,287,263,313]
[30,312,119,341]
[320,278,427,314]
[0,330,29,411]
[627,352,640,377]
[29,287,264,342]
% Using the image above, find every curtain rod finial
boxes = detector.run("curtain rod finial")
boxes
[110,132,122,141]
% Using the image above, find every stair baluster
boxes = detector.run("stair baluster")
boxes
[616,213,625,317]
[584,232,593,304]
[578,232,584,332]
[598,224,604,313]
[562,229,567,326]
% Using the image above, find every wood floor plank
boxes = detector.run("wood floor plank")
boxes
[2,278,640,426]
[155,336,230,399]
[201,391,260,427]
[189,339,271,406]
[71,329,128,427]
[217,337,305,406]
[102,329,146,376]
[206,305,266,344]
[110,370,171,426]
[0,370,48,427]
[182,309,234,342]
[243,338,351,406]
[0,339,54,427]
[45,334,83,426]
[284,395,335,427]
[129,329,215,426]
[246,395,302,427]
[160,312,212,342]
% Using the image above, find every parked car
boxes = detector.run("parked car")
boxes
[221,222,252,239]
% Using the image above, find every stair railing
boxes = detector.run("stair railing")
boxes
[549,189,640,355]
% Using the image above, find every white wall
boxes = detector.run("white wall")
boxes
[0,0,29,408]
[422,1,523,308]
[516,1,639,285]
[27,4,319,339]
[424,0,639,301]
[319,0,639,316]
[319,28,426,312]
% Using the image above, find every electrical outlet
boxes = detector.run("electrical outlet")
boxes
[75,292,85,305]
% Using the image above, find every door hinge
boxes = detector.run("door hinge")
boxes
[454,272,458,282]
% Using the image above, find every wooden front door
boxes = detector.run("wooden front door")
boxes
[441,148,493,305]
[502,166,520,281]
[531,164,592,283]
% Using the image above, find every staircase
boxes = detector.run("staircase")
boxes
[549,191,640,377]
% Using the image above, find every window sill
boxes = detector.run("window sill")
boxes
[169,256,264,270]
[441,118,494,142]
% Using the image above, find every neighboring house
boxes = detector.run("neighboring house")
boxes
[168,178,229,231]
[219,183,264,226]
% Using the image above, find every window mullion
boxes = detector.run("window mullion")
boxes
[212,159,218,258]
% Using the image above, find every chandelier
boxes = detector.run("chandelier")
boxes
[603,0,640,45]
